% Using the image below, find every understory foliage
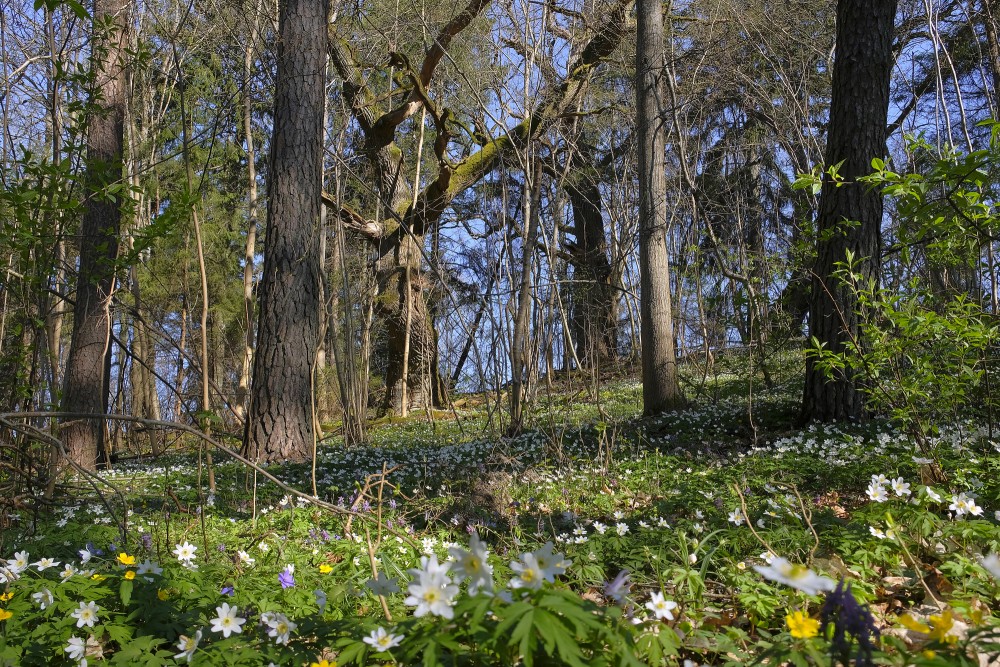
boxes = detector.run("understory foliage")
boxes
[1,350,1000,666]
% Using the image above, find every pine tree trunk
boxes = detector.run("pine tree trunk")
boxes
[802,0,896,422]
[637,0,683,415]
[246,0,325,463]
[61,0,129,471]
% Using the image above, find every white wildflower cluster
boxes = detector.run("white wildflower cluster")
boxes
[866,474,910,503]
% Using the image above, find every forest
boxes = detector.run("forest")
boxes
[0,0,999,664]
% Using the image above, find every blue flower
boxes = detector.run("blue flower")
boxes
[220,586,234,597]
[278,566,295,589]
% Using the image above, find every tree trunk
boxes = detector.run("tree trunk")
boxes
[509,160,542,435]
[61,0,129,472]
[236,0,262,423]
[376,232,440,415]
[637,0,683,415]
[246,0,325,463]
[802,0,896,422]
[566,164,618,367]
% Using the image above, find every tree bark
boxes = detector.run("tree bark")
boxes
[245,0,325,463]
[566,161,618,367]
[61,0,130,471]
[802,0,896,422]
[637,0,683,415]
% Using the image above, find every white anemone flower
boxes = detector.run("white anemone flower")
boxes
[510,552,545,590]
[404,555,458,618]
[645,591,678,620]
[65,636,87,664]
[265,612,296,645]
[33,557,59,571]
[866,482,888,503]
[32,588,54,610]
[753,557,836,595]
[363,626,405,651]
[209,602,246,638]
[71,601,100,628]
[173,542,197,564]
[890,477,911,497]
[174,629,202,663]
[531,542,571,582]
[6,551,29,573]
[448,532,494,594]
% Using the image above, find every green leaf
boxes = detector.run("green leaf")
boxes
[120,579,133,607]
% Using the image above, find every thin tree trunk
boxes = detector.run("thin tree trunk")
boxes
[509,158,542,435]
[236,0,263,423]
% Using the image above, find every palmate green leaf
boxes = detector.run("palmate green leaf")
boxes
[538,591,606,636]
[494,600,533,637]
[536,608,591,667]
[332,638,367,665]
[109,635,171,666]
[104,621,135,646]
[511,607,537,665]
[120,579,133,607]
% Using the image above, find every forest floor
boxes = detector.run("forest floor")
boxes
[2,349,999,666]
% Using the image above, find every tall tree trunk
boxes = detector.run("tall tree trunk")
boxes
[61,0,130,471]
[566,163,617,367]
[246,0,325,463]
[509,159,542,435]
[236,0,262,423]
[802,0,896,422]
[637,0,682,415]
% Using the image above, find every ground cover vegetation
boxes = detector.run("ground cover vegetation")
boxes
[2,0,1000,664]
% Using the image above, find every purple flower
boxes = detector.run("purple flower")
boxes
[278,567,295,589]
[820,580,879,667]
[603,569,631,605]
[140,533,153,550]
[220,586,234,596]
[217,544,227,552]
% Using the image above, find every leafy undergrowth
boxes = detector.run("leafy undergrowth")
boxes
[2,351,999,666]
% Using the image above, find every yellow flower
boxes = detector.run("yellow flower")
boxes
[0,609,12,622]
[928,610,958,644]
[310,660,336,667]
[899,614,931,634]
[157,588,170,601]
[319,564,333,574]
[91,573,106,582]
[786,610,820,639]
[124,570,136,580]
[117,553,136,566]
[922,650,937,659]
[0,592,12,602]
